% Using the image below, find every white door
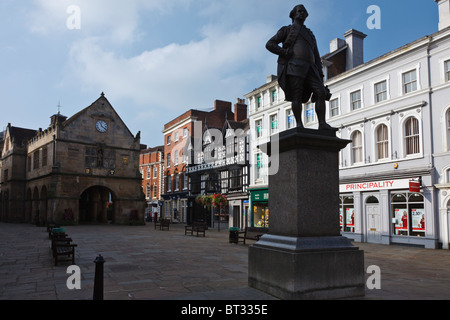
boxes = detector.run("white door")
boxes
[366,205,381,243]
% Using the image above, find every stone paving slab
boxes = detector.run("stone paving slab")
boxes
[1,222,450,301]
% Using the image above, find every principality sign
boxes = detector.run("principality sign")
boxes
[340,178,413,193]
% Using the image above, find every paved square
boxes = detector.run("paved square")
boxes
[1,222,450,300]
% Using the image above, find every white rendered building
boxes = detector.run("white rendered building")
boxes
[245,0,450,249]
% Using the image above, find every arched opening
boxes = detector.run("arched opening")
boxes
[79,186,115,224]
[366,196,379,204]
[26,189,32,223]
[32,187,40,225]
[365,195,381,243]
[40,186,48,224]
[0,190,9,222]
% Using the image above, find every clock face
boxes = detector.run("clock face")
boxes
[96,120,108,133]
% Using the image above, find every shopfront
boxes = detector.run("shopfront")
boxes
[339,177,437,248]
[250,188,269,228]
[227,196,250,229]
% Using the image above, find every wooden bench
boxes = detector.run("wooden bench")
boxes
[160,219,170,231]
[185,221,208,237]
[237,227,268,244]
[155,219,170,230]
[46,223,60,238]
[51,233,77,266]
[53,242,77,266]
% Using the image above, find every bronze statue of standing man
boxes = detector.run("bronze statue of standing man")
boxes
[266,4,335,131]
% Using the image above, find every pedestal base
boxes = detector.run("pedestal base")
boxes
[248,234,365,300]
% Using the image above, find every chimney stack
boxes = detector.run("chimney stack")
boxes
[234,98,247,122]
[435,0,450,31]
[266,75,277,84]
[214,100,232,113]
[329,38,346,53]
[344,29,367,70]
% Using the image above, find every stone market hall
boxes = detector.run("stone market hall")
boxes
[0,93,145,225]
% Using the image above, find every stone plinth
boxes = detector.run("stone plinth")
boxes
[248,127,365,299]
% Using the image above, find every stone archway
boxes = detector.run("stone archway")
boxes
[40,186,48,225]
[26,188,32,223]
[32,187,40,225]
[79,186,115,224]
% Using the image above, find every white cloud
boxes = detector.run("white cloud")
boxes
[68,20,273,112]
[28,0,193,44]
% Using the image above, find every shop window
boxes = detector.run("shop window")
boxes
[339,196,355,233]
[391,192,425,237]
[253,203,269,228]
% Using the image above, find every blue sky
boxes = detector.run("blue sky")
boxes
[0,0,439,147]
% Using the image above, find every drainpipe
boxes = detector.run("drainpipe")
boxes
[425,36,442,247]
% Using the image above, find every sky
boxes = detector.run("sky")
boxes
[0,0,440,147]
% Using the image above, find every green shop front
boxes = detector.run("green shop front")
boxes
[250,188,269,228]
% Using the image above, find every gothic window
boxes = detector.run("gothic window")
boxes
[42,146,48,167]
[33,149,40,169]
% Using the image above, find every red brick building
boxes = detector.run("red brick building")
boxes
[161,99,247,223]
[139,145,164,220]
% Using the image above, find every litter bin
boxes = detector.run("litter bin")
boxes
[229,227,239,244]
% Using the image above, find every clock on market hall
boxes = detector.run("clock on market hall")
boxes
[96,120,108,133]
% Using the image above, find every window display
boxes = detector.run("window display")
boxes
[339,196,355,233]
[253,203,269,228]
[391,192,424,236]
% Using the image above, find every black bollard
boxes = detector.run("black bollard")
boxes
[93,254,105,300]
